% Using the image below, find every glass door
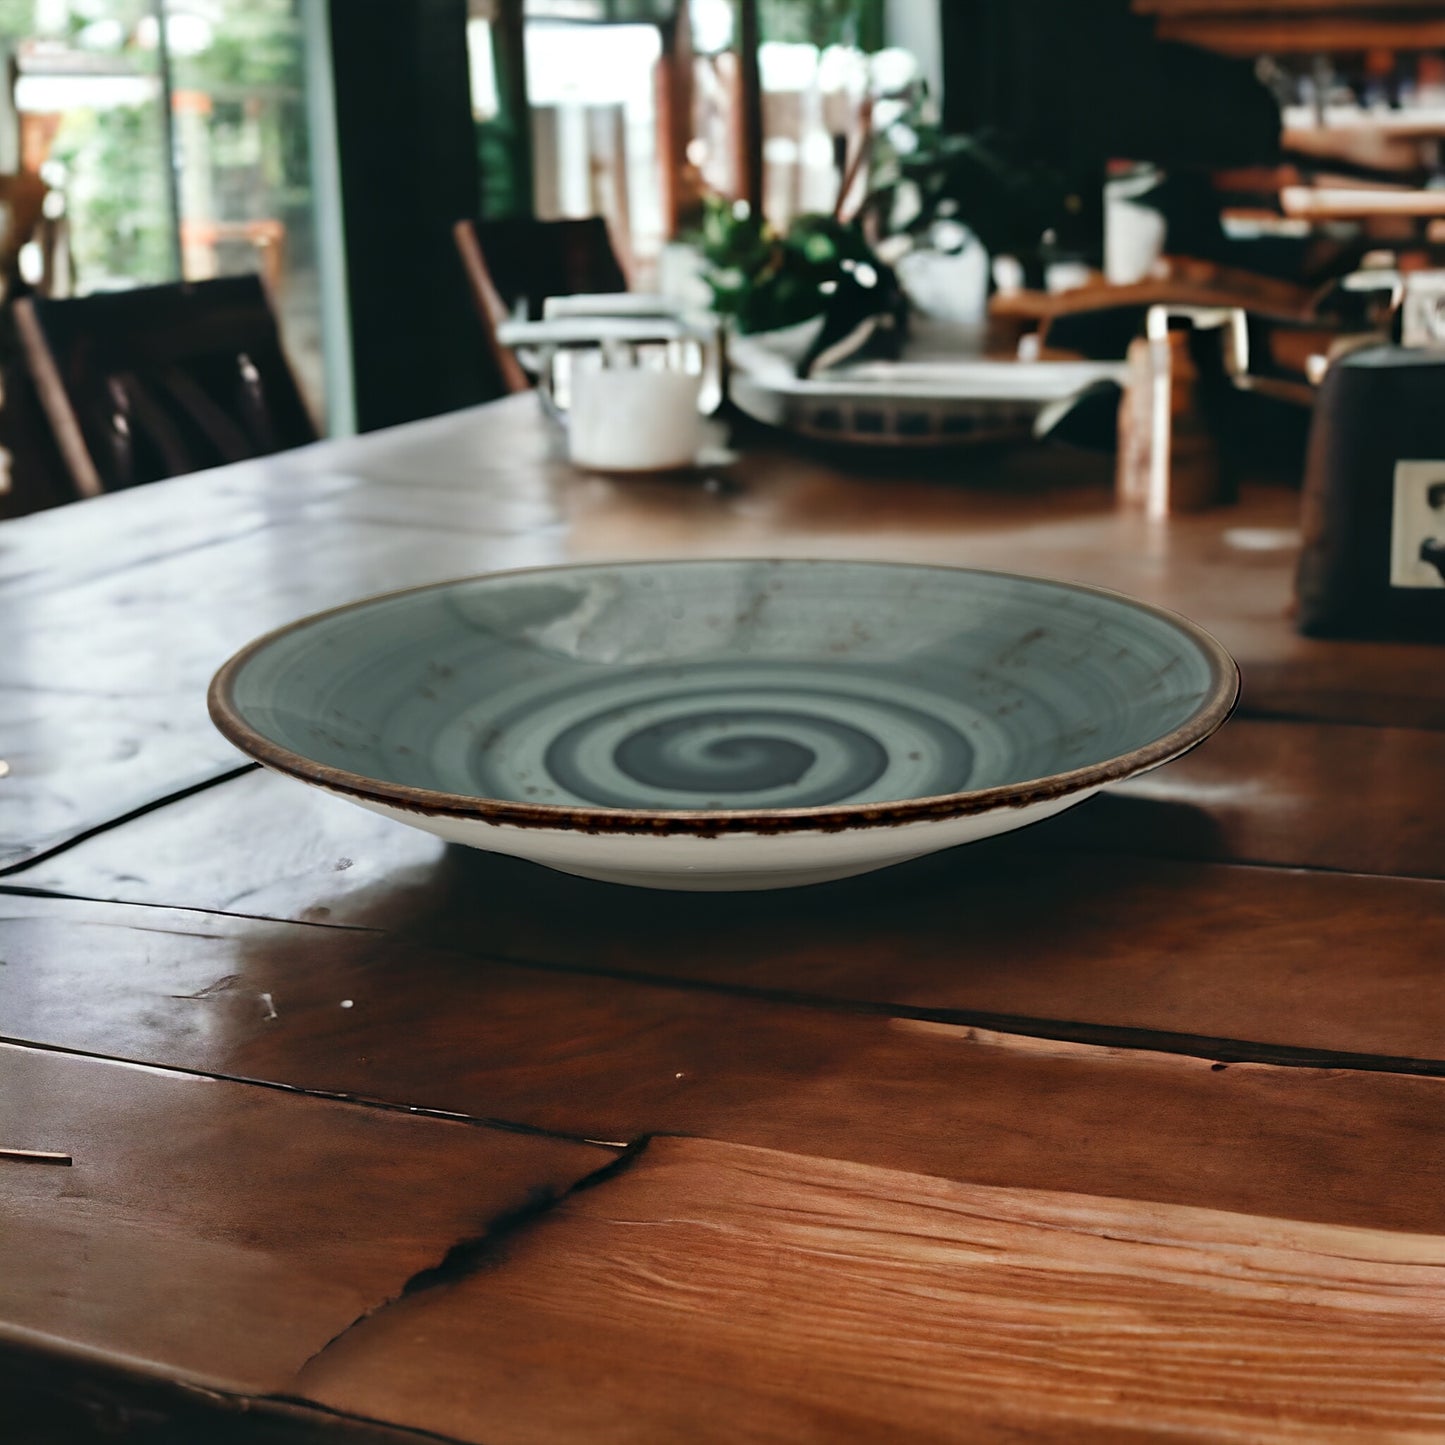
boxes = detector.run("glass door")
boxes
[3,0,331,423]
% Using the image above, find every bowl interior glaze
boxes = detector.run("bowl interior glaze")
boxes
[215,560,1232,823]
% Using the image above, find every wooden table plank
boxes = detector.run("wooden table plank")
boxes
[0,1038,610,1397]
[0,399,567,599]
[5,395,1444,871]
[295,1136,1445,1444]
[14,714,1445,945]
[0,475,564,873]
[2,1334,431,1445]
[432,850,1445,1062]
[4,766,450,927]
[1,896,1442,1237]
[2,1335,431,1445]
[7,761,1445,1065]
[4,389,1443,1442]
[12,697,1445,1074]
[1038,717,1445,879]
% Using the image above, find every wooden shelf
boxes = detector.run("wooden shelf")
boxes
[1158,17,1445,54]
[1284,105,1445,136]
[1134,2,1445,54]
[1281,183,1445,216]
[1137,0,1445,13]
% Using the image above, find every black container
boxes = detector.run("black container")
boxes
[1296,345,1445,643]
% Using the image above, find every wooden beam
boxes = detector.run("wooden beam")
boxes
[1138,0,1445,13]
[1282,183,1445,217]
[655,1,697,239]
[1155,14,1445,54]
[734,0,763,215]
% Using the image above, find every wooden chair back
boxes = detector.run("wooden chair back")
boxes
[15,274,317,498]
[0,171,48,293]
[453,216,628,395]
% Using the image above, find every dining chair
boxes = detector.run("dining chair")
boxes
[453,216,629,395]
[15,274,317,498]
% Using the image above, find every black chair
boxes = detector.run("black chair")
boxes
[16,274,317,498]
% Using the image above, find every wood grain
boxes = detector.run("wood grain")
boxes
[8,771,1445,1064]
[4,395,1444,869]
[1282,186,1445,220]
[296,1136,1445,1444]
[0,1335,433,1445]
[15,715,1445,941]
[1155,15,1445,54]
[6,383,1445,1440]
[407,850,1445,1062]
[0,1038,610,1394]
[0,409,568,869]
[1136,0,1445,15]
[1,895,1442,1237]
[1040,717,1445,878]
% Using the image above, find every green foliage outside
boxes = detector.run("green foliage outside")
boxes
[760,0,884,52]
[175,2,311,244]
[0,0,40,35]
[0,0,306,291]
[53,101,173,285]
[178,3,302,93]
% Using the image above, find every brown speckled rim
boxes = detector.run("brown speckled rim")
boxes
[208,559,1240,837]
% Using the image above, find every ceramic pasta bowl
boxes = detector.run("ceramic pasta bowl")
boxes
[208,559,1238,890]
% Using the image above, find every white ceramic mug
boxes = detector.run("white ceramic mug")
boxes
[568,364,704,473]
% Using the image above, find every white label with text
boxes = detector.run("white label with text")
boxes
[1390,460,1445,589]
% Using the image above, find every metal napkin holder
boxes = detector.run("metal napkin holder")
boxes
[496,299,724,421]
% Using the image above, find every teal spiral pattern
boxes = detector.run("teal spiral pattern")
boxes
[465,666,977,811]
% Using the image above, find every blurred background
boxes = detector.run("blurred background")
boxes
[0,0,1441,491]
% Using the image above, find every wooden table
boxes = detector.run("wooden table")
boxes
[3,396,1444,1443]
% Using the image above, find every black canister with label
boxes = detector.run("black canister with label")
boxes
[1296,345,1445,643]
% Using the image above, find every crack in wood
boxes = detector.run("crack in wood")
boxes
[0,762,262,877]
[468,945,1445,1080]
[0,1032,633,1152]
[0,884,1440,1080]
[0,883,381,934]
[293,1140,652,1378]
